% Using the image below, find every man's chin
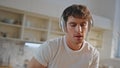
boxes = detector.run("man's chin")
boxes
[74,39,83,44]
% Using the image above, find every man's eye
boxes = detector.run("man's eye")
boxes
[70,24,76,27]
[81,23,87,27]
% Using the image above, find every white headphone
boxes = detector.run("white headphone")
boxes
[59,16,66,32]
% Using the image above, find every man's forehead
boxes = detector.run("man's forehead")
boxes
[68,16,88,22]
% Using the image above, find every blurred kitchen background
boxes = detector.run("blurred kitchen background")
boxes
[0,0,120,68]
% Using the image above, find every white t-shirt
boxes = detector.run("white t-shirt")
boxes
[34,36,99,68]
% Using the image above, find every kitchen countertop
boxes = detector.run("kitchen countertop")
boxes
[0,65,12,68]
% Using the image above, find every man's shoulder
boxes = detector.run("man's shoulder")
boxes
[42,36,64,48]
[47,36,64,44]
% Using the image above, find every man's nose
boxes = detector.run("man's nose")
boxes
[75,25,82,33]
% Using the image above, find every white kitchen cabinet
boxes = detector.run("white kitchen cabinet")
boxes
[0,6,23,40]
[0,5,64,43]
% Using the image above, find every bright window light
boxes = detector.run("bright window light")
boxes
[25,42,41,48]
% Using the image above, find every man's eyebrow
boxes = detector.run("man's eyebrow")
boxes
[81,21,88,24]
[69,22,76,24]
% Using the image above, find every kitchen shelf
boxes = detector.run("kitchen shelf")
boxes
[0,9,23,26]
[0,21,22,28]
[24,15,49,30]
[0,36,22,42]
[24,27,48,32]
[0,22,21,39]
[22,28,48,42]
[0,5,52,43]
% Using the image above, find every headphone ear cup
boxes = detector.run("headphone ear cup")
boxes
[59,16,65,32]
[86,20,93,40]
[88,19,93,32]
[88,21,91,32]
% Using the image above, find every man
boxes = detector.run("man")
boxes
[28,4,99,68]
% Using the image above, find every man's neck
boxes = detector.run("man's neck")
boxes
[66,39,83,51]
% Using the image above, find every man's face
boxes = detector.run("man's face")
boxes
[66,16,88,44]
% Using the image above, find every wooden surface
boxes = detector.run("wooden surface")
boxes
[0,65,12,68]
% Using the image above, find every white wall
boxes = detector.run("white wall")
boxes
[88,0,116,20]
[0,0,89,18]
[0,0,61,17]
[92,15,112,30]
